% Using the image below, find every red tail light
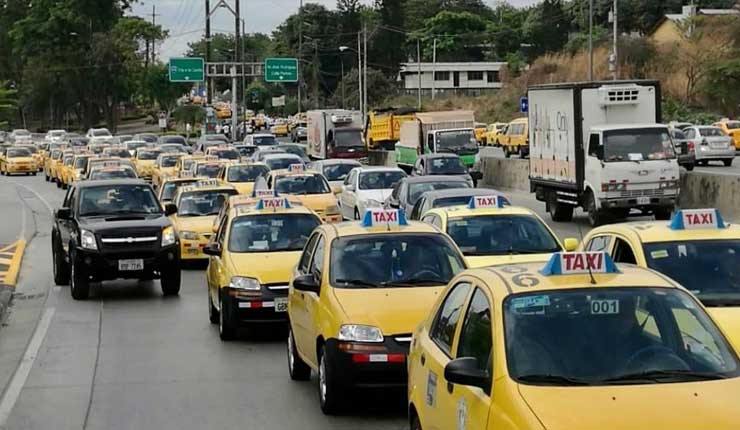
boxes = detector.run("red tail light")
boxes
[688,142,695,152]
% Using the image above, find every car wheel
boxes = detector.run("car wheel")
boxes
[70,256,89,300]
[318,346,345,415]
[160,266,181,296]
[723,159,733,167]
[208,290,219,324]
[549,193,574,222]
[52,235,70,286]
[411,414,423,430]
[219,291,237,341]
[504,146,511,158]
[586,191,603,227]
[287,326,311,381]
[45,173,50,182]
[56,179,62,188]
[354,208,360,220]
[684,163,694,171]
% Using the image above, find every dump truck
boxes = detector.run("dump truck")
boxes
[396,111,479,171]
[364,108,417,150]
[306,109,365,160]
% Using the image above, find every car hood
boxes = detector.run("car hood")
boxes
[464,253,554,269]
[7,157,35,164]
[230,182,255,195]
[288,193,337,211]
[172,215,218,234]
[357,189,393,203]
[228,251,301,284]
[79,214,169,234]
[518,379,740,430]
[332,286,445,335]
[707,307,740,352]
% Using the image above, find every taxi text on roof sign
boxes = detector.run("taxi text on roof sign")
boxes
[540,252,619,276]
[468,195,505,209]
[288,164,305,173]
[195,179,220,187]
[361,208,408,227]
[669,208,726,230]
[256,197,292,210]
[252,189,277,198]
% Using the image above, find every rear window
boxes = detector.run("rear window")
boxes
[699,127,726,137]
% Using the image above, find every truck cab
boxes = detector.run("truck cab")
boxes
[306,110,365,160]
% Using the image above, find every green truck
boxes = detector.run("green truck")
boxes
[395,111,480,171]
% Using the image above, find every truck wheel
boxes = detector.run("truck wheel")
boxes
[519,147,527,159]
[219,290,237,341]
[504,147,511,158]
[160,266,181,296]
[70,257,90,300]
[586,191,604,227]
[549,195,574,222]
[318,345,345,415]
[287,326,311,381]
[208,290,219,324]
[654,208,673,221]
[684,163,694,171]
[45,173,50,182]
[52,235,70,286]
[723,159,733,167]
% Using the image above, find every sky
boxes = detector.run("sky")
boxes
[130,0,539,60]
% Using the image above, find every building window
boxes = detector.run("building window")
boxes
[434,71,450,81]
[468,71,484,81]
[487,71,499,83]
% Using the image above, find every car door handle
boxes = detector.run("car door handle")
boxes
[447,382,454,394]
[420,354,425,365]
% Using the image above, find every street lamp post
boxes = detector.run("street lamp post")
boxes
[339,46,349,109]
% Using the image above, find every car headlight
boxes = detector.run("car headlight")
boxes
[364,199,383,208]
[161,226,176,247]
[80,229,97,250]
[229,276,261,291]
[179,230,199,241]
[325,205,341,215]
[338,324,384,343]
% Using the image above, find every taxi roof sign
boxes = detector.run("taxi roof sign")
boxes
[361,208,408,228]
[540,252,618,276]
[288,164,305,173]
[195,178,220,187]
[669,209,725,230]
[256,197,292,210]
[468,195,505,209]
[252,189,277,198]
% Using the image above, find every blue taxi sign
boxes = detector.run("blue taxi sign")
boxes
[468,195,505,209]
[256,197,291,210]
[361,208,408,227]
[669,209,725,230]
[540,252,618,276]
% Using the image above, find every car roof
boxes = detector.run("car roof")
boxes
[262,153,301,160]
[588,220,740,244]
[427,205,536,219]
[227,198,317,218]
[421,188,506,201]
[355,166,405,173]
[322,219,442,238]
[315,158,362,166]
[401,175,470,184]
[73,179,150,189]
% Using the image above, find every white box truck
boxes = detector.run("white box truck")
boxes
[306,109,365,160]
[528,81,680,226]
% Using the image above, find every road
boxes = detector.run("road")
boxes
[0,170,635,430]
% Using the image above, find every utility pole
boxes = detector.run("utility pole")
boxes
[358,30,363,116]
[588,0,594,81]
[235,0,241,137]
[416,38,421,110]
[610,0,618,80]
[150,5,160,64]
[313,41,319,109]
[340,55,345,109]
[363,22,367,116]
[298,0,303,114]
[205,0,212,105]
[431,38,437,100]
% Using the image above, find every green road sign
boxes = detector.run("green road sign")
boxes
[264,58,298,82]
[169,57,205,82]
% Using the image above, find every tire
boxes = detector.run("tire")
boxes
[504,146,511,158]
[160,266,181,296]
[318,346,345,415]
[519,146,526,158]
[208,290,219,324]
[70,256,89,300]
[654,207,673,221]
[586,191,604,227]
[52,235,70,286]
[32,172,37,176]
[45,173,50,182]
[549,194,574,222]
[287,326,311,381]
[411,414,423,430]
[684,163,694,171]
[56,179,62,188]
[219,290,237,341]
[354,208,360,220]
[723,159,733,167]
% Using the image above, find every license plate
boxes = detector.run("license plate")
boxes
[274,297,288,312]
[187,248,200,255]
[637,196,650,205]
[118,259,144,271]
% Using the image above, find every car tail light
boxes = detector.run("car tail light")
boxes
[688,141,695,152]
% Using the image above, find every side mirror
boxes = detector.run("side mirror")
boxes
[388,199,400,209]
[56,207,72,220]
[331,185,343,195]
[203,242,221,256]
[444,357,490,391]
[293,273,320,294]
[563,238,579,252]
[345,184,355,192]
[164,203,178,216]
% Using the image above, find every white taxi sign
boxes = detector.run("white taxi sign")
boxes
[179,170,194,178]
[252,189,276,198]
[288,164,305,173]
[670,209,725,230]
[361,209,408,227]
[195,178,220,187]
[101,160,121,168]
[256,197,291,210]
[205,155,219,161]
[467,195,505,209]
[540,252,618,276]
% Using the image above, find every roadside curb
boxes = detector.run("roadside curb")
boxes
[0,240,28,323]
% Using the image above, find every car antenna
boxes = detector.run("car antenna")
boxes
[576,220,597,285]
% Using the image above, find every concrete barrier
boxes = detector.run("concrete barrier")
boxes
[367,150,396,167]
[678,171,740,220]
[480,157,530,191]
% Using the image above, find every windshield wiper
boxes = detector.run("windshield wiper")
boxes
[380,278,447,287]
[700,298,740,307]
[602,369,727,384]
[334,278,380,288]
[517,374,592,386]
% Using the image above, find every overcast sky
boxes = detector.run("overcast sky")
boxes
[130,0,539,59]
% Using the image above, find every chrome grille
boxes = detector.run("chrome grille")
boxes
[619,188,665,198]
[266,284,289,291]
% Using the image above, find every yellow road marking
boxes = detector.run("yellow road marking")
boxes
[0,240,26,286]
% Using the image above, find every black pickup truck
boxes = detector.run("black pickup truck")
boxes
[51,179,181,300]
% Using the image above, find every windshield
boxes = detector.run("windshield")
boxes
[63,156,74,165]
[323,163,359,182]
[92,129,111,137]
[227,165,269,182]
[50,131,65,137]
[281,146,307,158]
[330,234,465,288]
[161,137,186,145]
[159,156,179,168]
[447,215,560,256]
[78,185,161,216]
[176,189,237,216]
[137,150,161,161]
[236,146,256,157]
[90,169,136,180]
[436,130,477,152]
[644,240,740,306]
[7,148,31,158]
[724,121,740,130]
[228,214,320,253]
[505,288,739,386]
[334,130,363,148]
[127,142,147,151]
[427,157,466,174]
[253,136,277,146]
[275,174,330,195]
[13,130,30,136]
[138,134,158,143]
[409,181,470,205]
[603,128,676,162]
[161,180,197,201]
[160,144,186,153]
[74,157,90,169]
[265,157,301,171]
[104,149,130,158]
[210,149,240,160]
[358,171,406,190]
[698,128,726,137]
[206,135,229,144]
[195,164,224,178]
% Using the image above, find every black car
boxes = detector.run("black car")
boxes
[51,179,181,300]
[409,188,511,220]
[386,175,473,215]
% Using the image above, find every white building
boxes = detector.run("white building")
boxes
[399,62,507,96]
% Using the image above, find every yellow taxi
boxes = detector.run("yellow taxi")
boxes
[174,155,205,177]
[473,122,487,145]
[61,153,96,187]
[191,158,230,179]
[483,122,507,146]
[420,195,578,268]
[265,165,342,223]
[217,163,270,194]
[272,121,289,137]
[580,208,740,350]
[0,146,38,176]
[87,165,138,180]
[408,251,740,430]
[54,151,76,187]
[151,153,183,187]
[713,119,740,149]
[87,143,109,155]
[286,208,467,414]
[169,179,238,261]
[500,117,529,158]
[156,176,202,205]
[205,195,322,340]
[14,144,43,171]
[132,148,163,180]
[44,148,64,182]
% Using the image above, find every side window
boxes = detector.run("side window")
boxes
[62,187,75,208]
[421,214,436,226]
[216,214,229,245]
[430,282,472,355]
[298,233,320,273]
[588,133,602,158]
[456,288,493,374]
[66,188,77,213]
[613,238,637,264]
[586,235,612,252]
[309,236,325,278]
[685,129,695,139]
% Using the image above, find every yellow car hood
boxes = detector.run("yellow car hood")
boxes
[9,157,35,164]
[707,307,740,351]
[332,286,446,335]
[228,251,301,284]
[518,379,740,430]
[174,215,217,234]
[231,182,255,195]
[292,193,337,211]
[159,167,177,176]
[465,253,554,268]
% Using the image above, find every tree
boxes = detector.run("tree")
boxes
[522,0,570,58]
[244,81,271,111]
[703,59,740,116]
[142,64,190,115]
[419,11,489,61]
[0,82,18,129]
[374,0,407,75]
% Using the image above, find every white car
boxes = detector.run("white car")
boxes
[310,159,362,193]
[86,128,114,144]
[243,133,278,147]
[9,129,32,144]
[338,166,407,220]
[45,129,67,142]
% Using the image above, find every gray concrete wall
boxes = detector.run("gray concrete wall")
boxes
[480,157,530,191]
[367,150,397,167]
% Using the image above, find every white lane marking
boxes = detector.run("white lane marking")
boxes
[9,181,54,214]
[0,307,55,427]
[52,286,61,294]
